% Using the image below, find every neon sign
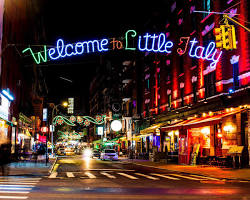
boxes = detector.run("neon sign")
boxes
[22,29,222,68]
[48,38,109,60]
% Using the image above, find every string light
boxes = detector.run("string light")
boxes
[53,115,106,126]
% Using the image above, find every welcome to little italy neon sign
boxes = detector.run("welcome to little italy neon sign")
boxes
[22,30,222,69]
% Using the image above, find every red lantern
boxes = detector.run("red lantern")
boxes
[41,126,48,133]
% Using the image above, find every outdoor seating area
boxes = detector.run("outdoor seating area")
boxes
[198,156,234,168]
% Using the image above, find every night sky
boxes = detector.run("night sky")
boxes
[40,0,166,110]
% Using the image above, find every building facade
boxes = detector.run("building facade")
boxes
[0,0,47,153]
[137,0,250,167]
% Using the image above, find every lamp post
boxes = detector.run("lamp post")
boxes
[50,101,68,155]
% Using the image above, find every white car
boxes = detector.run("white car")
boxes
[100,149,118,161]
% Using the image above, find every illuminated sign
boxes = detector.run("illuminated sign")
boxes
[43,108,47,121]
[22,30,223,69]
[41,126,48,133]
[0,94,10,121]
[67,98,74,114]
[97,126,103,135]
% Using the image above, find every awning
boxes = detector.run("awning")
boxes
[161,108,243,131]
[109,136,123,142]
[0,116,13,126]
[140,121,168,134]
[93,139,102,144]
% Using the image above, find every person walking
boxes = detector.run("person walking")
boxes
[0,142,11,176]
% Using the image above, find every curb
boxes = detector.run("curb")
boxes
[49,156,58,174]
[120,160,250,182]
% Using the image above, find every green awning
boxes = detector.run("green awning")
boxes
[93,139,102,144]
[0,116,13,126]
[109,136,122,142]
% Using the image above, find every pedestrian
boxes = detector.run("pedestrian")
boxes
[0,142,11,176]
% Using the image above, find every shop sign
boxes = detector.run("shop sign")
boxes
[67,98,74,114]
[41,126,48,133]
[97,126,103,135]
[43,108,47,121]
[0,94,10,121]
[22,30,222,69]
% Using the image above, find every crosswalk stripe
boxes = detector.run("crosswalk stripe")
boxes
[0,178,41,180]
[170,174,203,180]
[66,172,75,178]
[100,172,116,179]
[0,196,28,199]
[0,182,38,185]
[151,173,180,180]
[85,172,96,179]
[117,173,138,180]
[0,185,35,187]
[0,187,32,190]
[134,173,159,180]
[49,172,58,178]
[188,174,221,181]
[0,191,29,194]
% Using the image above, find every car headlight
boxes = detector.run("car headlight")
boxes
[83,149,92,157]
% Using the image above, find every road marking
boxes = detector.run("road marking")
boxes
[49,172,58,178]
[0,196,28,199]
[0,187,32,190]
[170,174,203,180]
[80,169,135,171]
[66,172,75,178]
[0,178,41,181]
[0,185,35,187]
[151,173,180,180]
[0,182,38,185]
[100,172,116,179]
[134,173,159,180]
[85,172,96,179]
[0,191,29,194]
[188,174,221,181]
[52,164,59,172]
[117,173,138,180]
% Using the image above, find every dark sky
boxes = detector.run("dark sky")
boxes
[40,0,165,109]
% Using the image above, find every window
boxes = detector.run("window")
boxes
[146,79,150,91]
[179,56,184,74]
[191,58,198,67]
[193,82,197,103]
[168,95,172,108]
[180,88,184,107]
[157,74,160,86]
[203,0,211,18]
[204,71,216,98]
[233,63,239,89]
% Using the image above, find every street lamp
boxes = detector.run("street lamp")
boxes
[50,101,68,155]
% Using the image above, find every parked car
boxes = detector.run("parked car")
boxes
[100,149,118,161]
[56,147,65,156]
[65,147,75,156]
[92,150,101,158]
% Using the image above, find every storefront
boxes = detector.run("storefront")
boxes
[17,113,33,152]
[162,106,249,166]
[0,93,13,145]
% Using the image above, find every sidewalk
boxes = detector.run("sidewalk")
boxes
[5,158,55,177]
[120,157,250,181]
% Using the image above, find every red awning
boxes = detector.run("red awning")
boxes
[161,109,243,131]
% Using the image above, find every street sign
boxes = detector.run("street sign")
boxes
[50,125,55,132]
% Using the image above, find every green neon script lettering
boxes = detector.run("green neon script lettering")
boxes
[125,30,137,50]
[22,46,47,64]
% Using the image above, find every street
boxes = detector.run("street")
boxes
[0,156,250,200]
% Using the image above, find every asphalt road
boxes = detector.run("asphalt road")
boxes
[1,155,250,200]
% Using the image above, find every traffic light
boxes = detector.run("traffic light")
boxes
[221,25,231,50]
[213,27,223,48]
[230,25,237,49]
[214,25,237,50]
